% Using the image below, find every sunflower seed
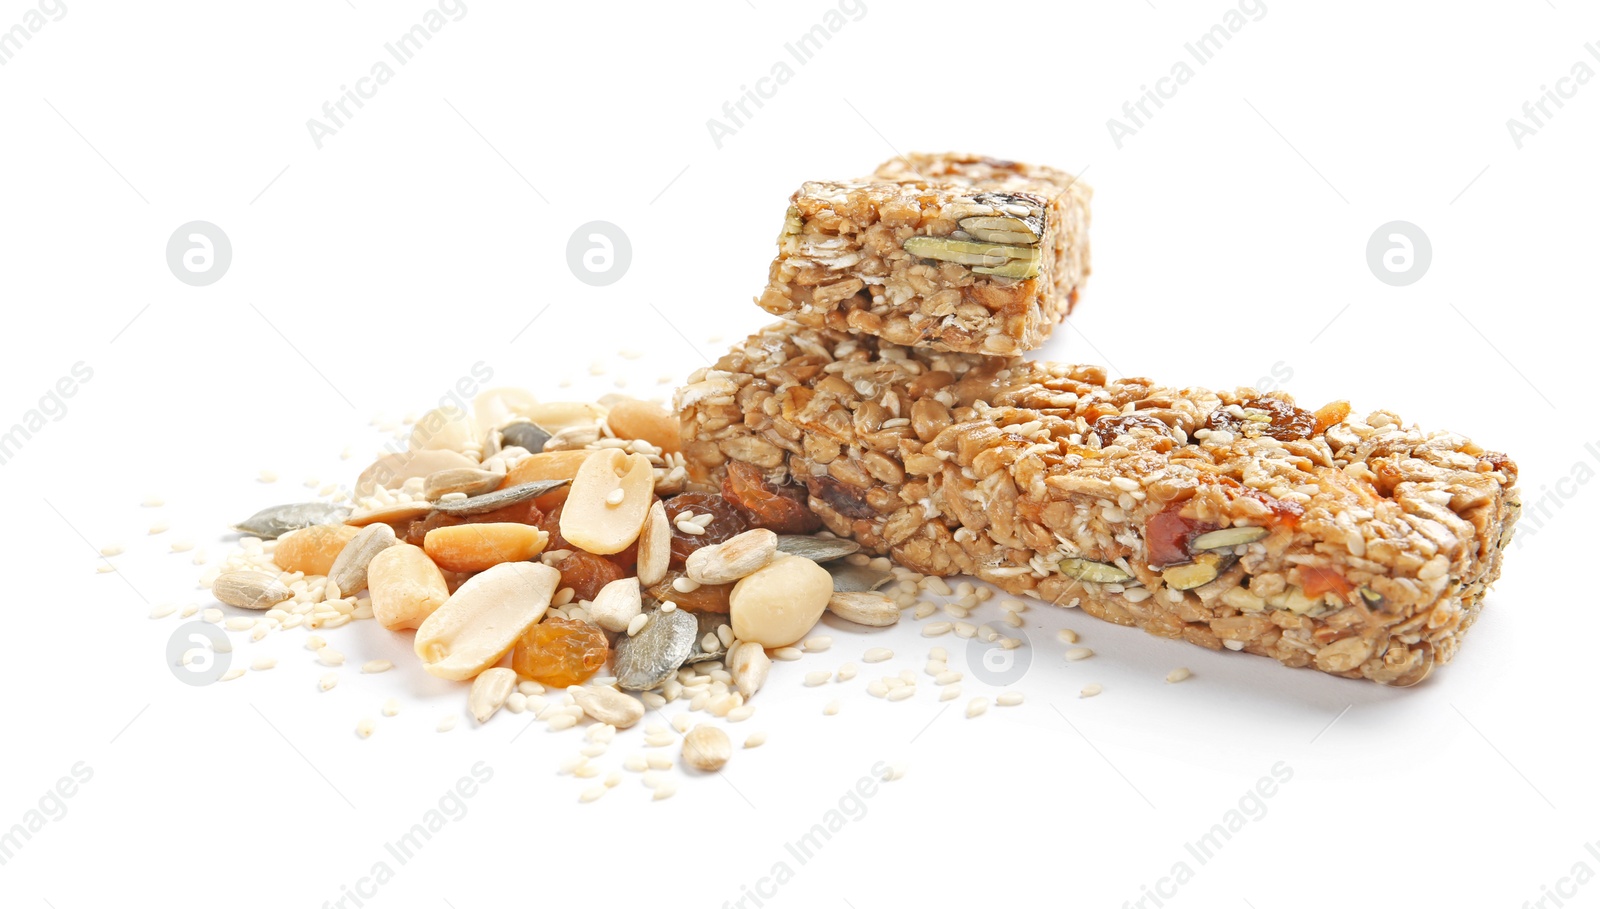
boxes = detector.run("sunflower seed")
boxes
[775,534,862,563]
[231,503,350,540]
[326,523,398,596]
[826,591,900,626]
[424,466,505,502]
[212,571,294,610]
[613,608,699,691]
[500,421,553,453]
[433,479,570,516]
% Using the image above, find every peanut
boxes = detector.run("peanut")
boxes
[558,449,654,555]
[729,555,833,648]
[588,577,643,633]
[368,543,450,631]
[636,499,671,587]
[414,562,559,680]
[605,398,680,453]
[273,524,360,576]
[410,405,478,455]
[423,523,548,573]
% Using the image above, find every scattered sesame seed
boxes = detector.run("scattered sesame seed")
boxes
[356,718,376,739]
[1065,647,1094,661]
[1165,667,1192,684]
[219,668,245,682]
[1080,683,1103,698]
[996,691,1024,707]
[921,622,953,637]
[141,496,165,508]
[319,673,338,692]
[362,660,392,674]
[966,698,989,718]
[801,635,832,653]
[823,700,841,716]
[100,544,124,557]
[863,648,893,663]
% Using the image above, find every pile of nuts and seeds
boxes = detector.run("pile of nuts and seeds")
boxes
[178,387,1058,802]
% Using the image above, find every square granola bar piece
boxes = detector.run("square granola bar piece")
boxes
[756,152,1091,355]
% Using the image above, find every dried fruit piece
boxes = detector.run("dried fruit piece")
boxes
[212,570,293,610]
[232,502,351,540]
[721,461,820,534]
[368,543,450,631]
[512,616,609,688]
[553,550,626,602]
[469,667,517,723]
[664,493,747,567]
[1204,398,1317,442]
[729,554,832,648]
[423,523,548,572]
[1144,506,1216,570]
[613,608,699,691]
[1090,413,1169,447]
[415,562,558,680]
[636,499,671,586]
[646,570,733,613]
[273,524,361,576]
[605,398,681,453]
[404,499,544,547]
[685,528,778,585]
[560,449,654,555]
[327,523,398,596]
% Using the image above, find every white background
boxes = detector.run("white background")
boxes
[1,1,1592,906]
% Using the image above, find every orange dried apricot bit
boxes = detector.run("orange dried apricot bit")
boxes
[721,460,821,534]
[403,500,544,547]
[663,493,747,568]
[553,549,626,601]
[422,523,548,573]
[512,616,609,687]
[273,524,361,576]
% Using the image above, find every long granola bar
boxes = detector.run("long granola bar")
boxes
[755,153,1091,356]
[679,323,1520,686]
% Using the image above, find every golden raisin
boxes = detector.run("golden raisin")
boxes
[721,460,821,534]
[512,616,608,688]
[663,493,747,568]
[552,549,625,601]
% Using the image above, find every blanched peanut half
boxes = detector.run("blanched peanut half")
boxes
[356,449,478,497]
[729,555,833,648]
[414,562,559,680]
[559,449,654,555]
[273,524,360,576]
[605,398,680,453]
[472,387,539,433]
[636,500,671,587]
[498,449,591,491]
[368,543,450,631]
[410,405,478,455]
[423,523,548,573]
[524,401,608,433]
[685,528,777,585]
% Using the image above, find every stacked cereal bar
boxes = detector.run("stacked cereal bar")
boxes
[679,322,1520,686]
[756,153,1091,356]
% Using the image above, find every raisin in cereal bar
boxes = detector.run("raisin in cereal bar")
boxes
[756,152,1091,356]
[679,322,1520,686]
